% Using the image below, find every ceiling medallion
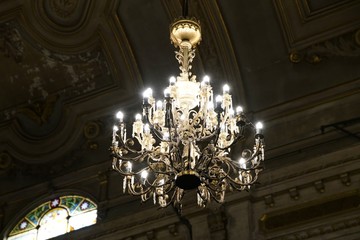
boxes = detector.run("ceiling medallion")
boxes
[111,7,265,211]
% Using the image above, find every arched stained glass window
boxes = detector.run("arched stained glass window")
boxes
[7,195,97,240]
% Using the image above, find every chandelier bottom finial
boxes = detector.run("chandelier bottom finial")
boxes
[175,170,201,190]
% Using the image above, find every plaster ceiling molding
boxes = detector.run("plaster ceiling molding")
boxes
[22,0,99,53]
[260,191,360,238]
[0,0,144,164]
[0,22,24,63]
[43,0,90,29]
[273,0,360,63]
[0,21,113,125]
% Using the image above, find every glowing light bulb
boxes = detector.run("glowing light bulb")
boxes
[127,162,132,172]
[143,88,153,98]
[135,113,142,121]
[239,157,246,169]
[256,122,263,129]
[144,124,150,134]
[141,170,148,179]
[164,88,170,97]
[236,106,243,114]
[156,100,163,110]
[223,84,230,94]
[255,122,263,135]
[116,111,124,121]
[215,95,222,111]
[201,75,210,86]
[113,125,118,131]
[163,131,169,140]
[169,76,176,85]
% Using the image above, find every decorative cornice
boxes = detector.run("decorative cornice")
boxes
[273,0,360,52]
[269,216,360,240]
[289,29,360,63]
[260,191,360,232]
[261,152,359,188]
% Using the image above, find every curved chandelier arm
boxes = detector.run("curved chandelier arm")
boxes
[199,182,226,204]
[114,132,144,155]
[215,134,245,151]
[227,169,262,191]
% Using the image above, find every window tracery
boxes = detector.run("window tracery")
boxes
[7,195,97,240]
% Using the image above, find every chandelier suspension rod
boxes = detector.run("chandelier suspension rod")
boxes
[182,0,189,17]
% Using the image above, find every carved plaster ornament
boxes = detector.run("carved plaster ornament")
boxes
[0,23,24,63]
[16,95,58,126]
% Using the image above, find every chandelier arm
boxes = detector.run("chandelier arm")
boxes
[215,134,245,151]
[127,181,154,196]
[146,156,177,176]
[195,128,219,142]
[221,159,234,176]
[226,171,261,190]
[228,182,246,191]
[194,142,214,170]
[116,137,144,155]
[157,186,178,209]
[243,143,264,165]
[114,148,150,163]
[196,187,210,206]
[143,112,168,142]
[202,183,226,204]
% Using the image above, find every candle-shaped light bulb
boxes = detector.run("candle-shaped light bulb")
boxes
[236,106,243,114]
[159,178,165,185]
[144,124,150,134]
[164,87,170,98]
[169,76,176,85]
[223,84,230,94]
[116,111,124,122]
[156,100,163,110]
[127,161,132,172]
[215,95,223,110]
[216,95,223,103]
[143,88,153,98]
[163,131,169,140]
[112,125,118,144]
[135,113,142,121]
[239,157,246,169]
[141,170,148,179]
[201,75,210,86]
[143,88,152,105]
[255,121,263,134]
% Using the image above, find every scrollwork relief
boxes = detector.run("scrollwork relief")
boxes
[290,29,360,63]
[16,95,58,126]
[0,22,24,63]
[49,0,79,18]
[269,216,360,240]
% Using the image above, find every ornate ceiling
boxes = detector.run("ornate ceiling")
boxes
[0,0,359,207]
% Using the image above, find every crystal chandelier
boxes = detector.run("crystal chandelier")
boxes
[111,12,265,210]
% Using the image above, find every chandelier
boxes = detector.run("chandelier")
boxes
[111,11,265,210]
